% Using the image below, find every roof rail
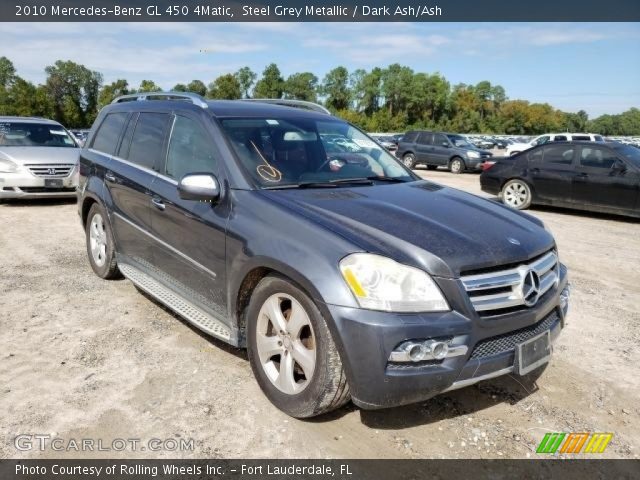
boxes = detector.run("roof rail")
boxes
[241,99,331,115]
[111,92,208,109]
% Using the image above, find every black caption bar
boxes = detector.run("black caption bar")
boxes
[1,459,639,480]
[2,0,640,22]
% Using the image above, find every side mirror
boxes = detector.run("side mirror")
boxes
[178,173,220,202]
[442,142,450,148]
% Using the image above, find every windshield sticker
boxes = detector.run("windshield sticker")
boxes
[266,119,279,125]
[50,130,67,135]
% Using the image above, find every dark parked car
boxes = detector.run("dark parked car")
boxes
[78,92,569,417]
[397,131,493,173]
[481,141,640,218]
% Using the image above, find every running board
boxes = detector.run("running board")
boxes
[119,263,232,342]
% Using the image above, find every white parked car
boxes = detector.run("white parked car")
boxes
[505,133,605,156]
[0,117,80,200]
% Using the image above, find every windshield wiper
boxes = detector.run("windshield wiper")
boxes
[364,175,407,183]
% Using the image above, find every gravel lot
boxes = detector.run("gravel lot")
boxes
[1,170,638,459]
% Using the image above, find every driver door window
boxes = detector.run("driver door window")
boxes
[165,115,218,180]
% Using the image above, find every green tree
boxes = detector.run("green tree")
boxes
[350,68,382,115]
[253,64,284,99]
[187,80,207,97]
[321,66,350,111]
[283,72,318,102]
[98,79,129,108]
[235,66,257,98]
[137,80,161,92]
[0,56,16,88]
[380,64,414,116]
[44,60,102,127]
[207,74,242,99]
[172,83,188,92]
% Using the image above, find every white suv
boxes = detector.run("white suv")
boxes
[506,133,604,156]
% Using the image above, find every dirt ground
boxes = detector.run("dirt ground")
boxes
[0,170,638,459]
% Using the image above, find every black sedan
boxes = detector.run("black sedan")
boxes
[480,142,640,218]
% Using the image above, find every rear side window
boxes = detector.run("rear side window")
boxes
[543,145,575,165]
[594,135,604,142]
[165,115,218,180]
[552,135,567,142]
[571,135,591,141]
[417,132,433,145]
[402,132,418,143]
[580,146,618,169]
[126,113,170,170]
[117,112,138,159]
[91,113,128,155]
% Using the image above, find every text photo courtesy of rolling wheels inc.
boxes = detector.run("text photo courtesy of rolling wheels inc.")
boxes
[0,1,640,479]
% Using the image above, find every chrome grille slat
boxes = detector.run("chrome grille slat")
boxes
[26,163,75,178]
[461,251,559,314]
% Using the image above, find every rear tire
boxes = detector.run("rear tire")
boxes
[402,153,416,169]
[85,203,121,279]
[449,157,465,174]
[247,275,350,418]
[501,179,532,210]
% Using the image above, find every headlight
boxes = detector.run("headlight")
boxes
[0,158,18,173]
[339,253,449,312]
[467,151,480,159]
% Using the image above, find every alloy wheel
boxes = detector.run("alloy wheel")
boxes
[255,293,316,395]
[89,213,107,267]
[503,181,530,208]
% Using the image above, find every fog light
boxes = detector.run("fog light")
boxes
[405,342,427,362]
[425,340,449,360]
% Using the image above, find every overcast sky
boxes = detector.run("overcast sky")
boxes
[2,22,639,117]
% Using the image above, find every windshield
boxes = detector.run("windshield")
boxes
[613,144,640,167]
[447,135,472,148]
[220,117,416,188]
[0,122,77,147]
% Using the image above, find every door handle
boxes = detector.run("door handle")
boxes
[104,172,116,183]
[151,197,166,211]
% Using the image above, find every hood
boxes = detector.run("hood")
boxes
[0,146,80,165]
[260,180,554,278]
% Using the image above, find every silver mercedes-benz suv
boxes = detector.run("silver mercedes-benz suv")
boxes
[0,116,80,200]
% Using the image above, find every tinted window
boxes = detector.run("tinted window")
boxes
[127,113,170,170]
[117,112,138,158]
[91,113,128,154]
[432,134,448,146]
[402,132,418,143]
[553,135,567,142]
[165,116,217,180]
[612,144,640,167]
[594,135,604,142]
[528,148,543,163]
[580,146,618,169]
[572,135,591,141]
[543,145,575,165]
[417,132,433,145]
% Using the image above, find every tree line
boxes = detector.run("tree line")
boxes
[0,56,638,135]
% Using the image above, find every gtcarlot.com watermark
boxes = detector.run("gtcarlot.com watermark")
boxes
[14,434,194,452]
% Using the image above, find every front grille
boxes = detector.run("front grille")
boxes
[470,310,558,359]
[19,187,76,193]
[461,250,559,314]
[26,164,75,177]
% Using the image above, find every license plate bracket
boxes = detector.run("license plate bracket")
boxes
[44,179,64,188]
[515,330,551,375]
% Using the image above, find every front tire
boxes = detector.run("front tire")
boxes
[449,157,465,174]
[85,203,121,279]
[247,275,350,418]
[402,153,416,169]
[501,179,532,210]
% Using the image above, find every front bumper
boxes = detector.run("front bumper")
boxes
[0,169,78,199]
[326,264,569,409]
